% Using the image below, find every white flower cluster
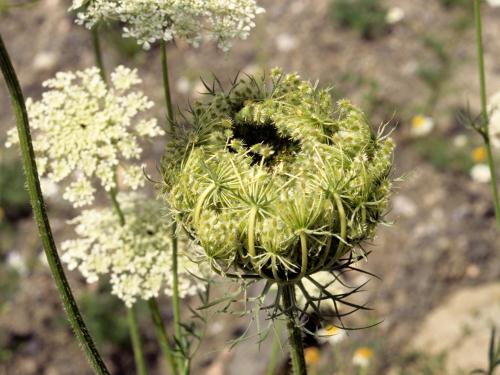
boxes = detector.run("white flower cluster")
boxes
[71,0,265,51]
[61,193,205,307]
[5,66,164,207]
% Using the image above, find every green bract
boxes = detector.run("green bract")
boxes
[162,68,393,282]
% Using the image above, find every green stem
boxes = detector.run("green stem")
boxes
[109,188,125,226]
[474,0,500,229]
[298,233,308,279]
[266,320,283,375]
[159,39,186,373]
[107,191,149,375]
[0,34,110,374]
[281,284,307,375]
[148,299,178,375]
[91,26,106,82]
[160,39,174,131]
[171,226,182,344]
[128,306,148,375]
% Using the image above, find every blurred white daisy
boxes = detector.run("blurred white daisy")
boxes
[352,347,374,368]
[470,164,491,183]
[386,7,405,24]
[6,251,28,275]
[453,134,468,148]
[316,325,346,345]
[486,0,500,7]
[410,115,434,137]
[275,33,298,52]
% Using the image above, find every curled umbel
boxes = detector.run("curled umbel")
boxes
[162,68,393,283]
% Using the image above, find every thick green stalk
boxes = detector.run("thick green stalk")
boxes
[474,0,500,228]
[266,321,283,375]
[128,306,148,375]
[159,39,185,372]
[91,26,106,81]
[281,284,307,375]
[148,299,178,375]
[0,34,110,374]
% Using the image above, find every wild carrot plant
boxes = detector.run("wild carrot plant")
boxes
[0,0,398,374]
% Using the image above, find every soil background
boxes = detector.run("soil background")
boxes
[1,1,500,374]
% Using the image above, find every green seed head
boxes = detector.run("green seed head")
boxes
[162,68,394,282]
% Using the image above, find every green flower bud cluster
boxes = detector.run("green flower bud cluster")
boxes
[162,68,393,282]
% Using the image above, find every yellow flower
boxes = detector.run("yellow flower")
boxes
[304,346,321,366]
[472,146,487,163]
[352,347,374,367]
[410,115,434,137]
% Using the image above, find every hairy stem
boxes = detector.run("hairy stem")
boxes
[266,320,283,375]
[0,34,110,374]
[107,190,148,375]
[474,0,500,229]
[160,39,188,373]
[148,299,178,375]
[281,284,307,375]
[91,26,106,82]
[128,306,148,375]
[160,40,175,131]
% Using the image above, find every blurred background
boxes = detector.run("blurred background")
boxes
[1,0,500,374]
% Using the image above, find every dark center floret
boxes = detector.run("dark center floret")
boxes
[231,119,300,165]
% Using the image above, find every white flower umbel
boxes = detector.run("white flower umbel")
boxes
[72,0,265,51]
[5,66,163,207]
[486,0,500,7]
[61,193,204,307]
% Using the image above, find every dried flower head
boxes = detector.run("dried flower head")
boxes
[61,193,204,307]
[71,0,265,51]
[163,68,394,284]
[5,66,163,207]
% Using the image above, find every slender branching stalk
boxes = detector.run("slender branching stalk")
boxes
[474,0,500,228]
[107,189,149,375]
[109,187,125,225]
[128,305,149,375]
[281,284,307,375]
[160,40,175,130]
[91,26,106,81]
[159,39,187,372]
[0,34,110,375]
[148,299,179,375]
